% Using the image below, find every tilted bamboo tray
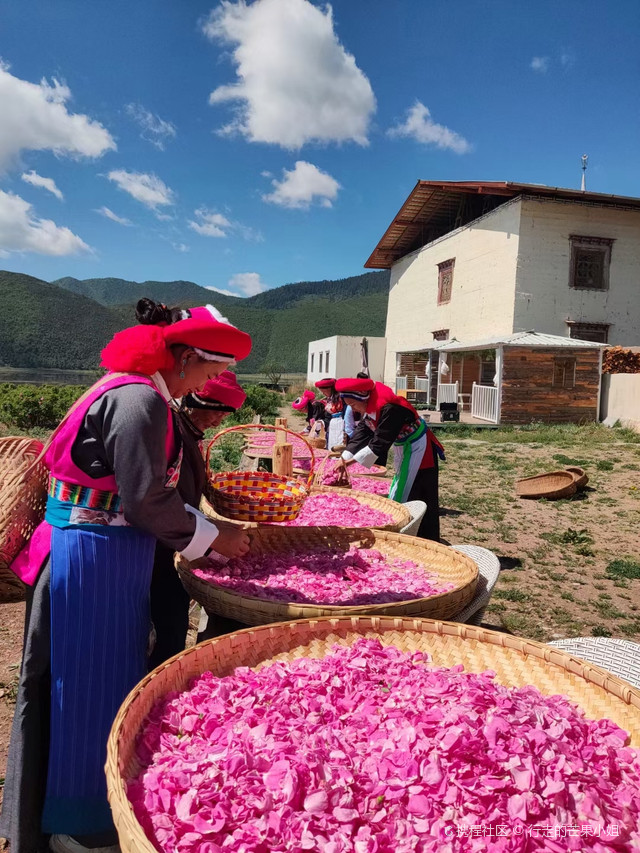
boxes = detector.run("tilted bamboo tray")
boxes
[106,616,640,853]
[566,466,589,489]
[515,470,577,500]
[0,436,47,603]
[200,484,410,532]
[176,527,478,625]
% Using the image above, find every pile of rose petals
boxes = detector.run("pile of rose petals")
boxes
[129,638,640,853]
[194,545,452,605]
[274,493,394,528]
[322,474,391,496]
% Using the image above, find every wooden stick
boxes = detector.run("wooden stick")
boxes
[275,417,288,444]
[272,442,293,478]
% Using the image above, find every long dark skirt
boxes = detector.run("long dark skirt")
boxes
[407,455,441,542]
[148,543,190,671]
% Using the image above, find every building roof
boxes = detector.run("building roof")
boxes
[430,331,608,352]
[365,180,640,269]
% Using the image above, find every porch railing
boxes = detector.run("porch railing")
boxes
[396,375,408,391]
[415,377,429,392]
[437,382,459,407]
[471,382,499,423]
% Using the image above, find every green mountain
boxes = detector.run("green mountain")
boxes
[1,269,390,373]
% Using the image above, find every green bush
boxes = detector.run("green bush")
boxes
[0,383,85,430]
[224,384,281,426]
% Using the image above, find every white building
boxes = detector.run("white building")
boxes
[364,181,640,390]
[306,335,387,385]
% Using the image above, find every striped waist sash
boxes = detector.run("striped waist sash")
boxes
[48,476,123,512]
[395,418,427,445]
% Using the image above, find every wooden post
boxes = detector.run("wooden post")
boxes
[275,417,288,444]
[272,442,293,478]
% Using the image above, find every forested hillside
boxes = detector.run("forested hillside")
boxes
[1,269,390,372]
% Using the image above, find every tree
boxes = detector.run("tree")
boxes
[262,361,285,388]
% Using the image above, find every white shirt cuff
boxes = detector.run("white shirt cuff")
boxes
[180,504,219,561]
[341,450,354,461]
[353,445,378,468]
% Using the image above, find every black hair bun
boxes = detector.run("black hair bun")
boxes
[135,298,174,325]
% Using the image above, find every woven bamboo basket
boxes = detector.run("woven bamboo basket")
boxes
[566,466,589,489]
[515,470,577,500]
[200,484,411,532]
[0,437,48,603]
[106,615,640,853]
[206,424,315,523]
[176,527,477,624]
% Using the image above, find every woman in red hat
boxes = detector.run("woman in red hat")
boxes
[335,377,444,541]
[314,377,345,449]
[148,370,247,670]
[1,300,252,853]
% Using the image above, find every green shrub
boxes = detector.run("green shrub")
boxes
[606,558,640,580]
[0,383,85,430]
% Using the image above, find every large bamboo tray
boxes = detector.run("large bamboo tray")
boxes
[200,484,410,532]
[515,470,577,500]
[176,527,478,625]
[106,616,640,853]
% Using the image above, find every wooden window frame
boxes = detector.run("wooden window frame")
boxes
[569,235,613,291]
[437,259,455,305]
[552,356,577,390]
[432,328,449,342]
[567,322,609,344]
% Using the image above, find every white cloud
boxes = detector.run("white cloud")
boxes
[173,242,190,253]
[205,285,237,296]
[95,205,133,226]
[188,207,263,241]
[0,189,90,255]
[125,102,176,150]
[530,56,550,73]
[227,272,268,296]
[202,0,375,149]
[560,51,575,69]
[387,101,471,154]
[107,169,175,211]
[189,209,232,237]
[0,60,115,171]
[21,170,63,200]
[262,160,340,209]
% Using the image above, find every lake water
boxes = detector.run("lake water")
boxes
[0,368,101,386]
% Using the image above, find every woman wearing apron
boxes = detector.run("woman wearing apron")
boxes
[335,377,445,541]
[314,378,345,449]
[1,304,252,853]
[149,369,247,670]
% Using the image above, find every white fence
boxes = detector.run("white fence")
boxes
[437,382,459,407]
[600,374,640,431]
[415,377,430,392]
[396,375,408,391]
[471,382,499,422]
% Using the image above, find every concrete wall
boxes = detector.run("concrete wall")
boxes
[307,336,386,384]
[515,198,640,345]
[600,373,640,431]
[383,199,521,385]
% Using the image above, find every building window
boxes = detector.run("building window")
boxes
[569,235,613,290]
[553,357,576,389]
[568,322,609,343]
[319,352,323,373]
[310,353,314,373]
[325,351,330,373]
[432,329,449,341]
[480,352,496,385]
[437,259,455,304]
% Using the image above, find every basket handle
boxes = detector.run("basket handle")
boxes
[313,451,351,487]
[205,423,316,488]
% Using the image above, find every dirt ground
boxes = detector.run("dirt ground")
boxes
[1,419,639,839]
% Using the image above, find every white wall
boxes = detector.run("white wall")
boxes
[307,335,387,384]
[515,198,640,345]
[383,199,521,385]
[600,374,640,432]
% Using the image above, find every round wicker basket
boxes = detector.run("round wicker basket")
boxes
[0,436,47,603]
[566,466,589,489]
[176,527,478,625]
[515,470,577,500]
[200,484,411,532]
[106,616,640,853]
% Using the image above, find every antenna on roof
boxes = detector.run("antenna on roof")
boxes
[580,154,588,191]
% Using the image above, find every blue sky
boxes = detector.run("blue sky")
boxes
[0,0,638,296]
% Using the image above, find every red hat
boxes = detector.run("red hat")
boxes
[335,377,375,399]
[291,389,316,411]
[315,377,336,389]
[101,304,252,374]
[187,370,246,411]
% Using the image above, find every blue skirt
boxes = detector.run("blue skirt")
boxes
[41,525,155,835]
